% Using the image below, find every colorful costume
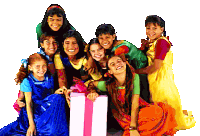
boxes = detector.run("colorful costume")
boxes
[97,74,177,136]
[112,40,150,103]
[54,53,102,88]
[0,73,69,136]
[146,36,195,130]
[13,48,58,113]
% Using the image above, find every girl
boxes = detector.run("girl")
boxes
[14,33,60,113]
[85,38,107,80]
[36,4,86,48]
[54,30,101,89]
[87,54,178,136]
[85,38,124,134]
[136,15,196,130]
[86,24,150,103]
[0,53,69,136]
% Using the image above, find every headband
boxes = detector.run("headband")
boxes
[47,5,64,12]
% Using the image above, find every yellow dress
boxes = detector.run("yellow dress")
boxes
[147,36,195,130]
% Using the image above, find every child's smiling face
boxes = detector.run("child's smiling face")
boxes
[47,14,63,31]
[108,56,126,75]
[90,43,105,62]
[41,37,58,56]
[146,23,164,41]
[29,60,47,80]
[98,33,116,49]
[63,37,79,57]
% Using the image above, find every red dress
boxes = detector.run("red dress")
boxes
[115,88,177,136]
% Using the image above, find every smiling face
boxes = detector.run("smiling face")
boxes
[63,37,79,57]
[47,14,63,31]
[108,56,126,75]
[146,23,164,41]
[29,60,47,81]
[98,33,116,49]
[90,43,105,61]
[40,37,58,56]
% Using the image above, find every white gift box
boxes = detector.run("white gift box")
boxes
[70,92,108,136]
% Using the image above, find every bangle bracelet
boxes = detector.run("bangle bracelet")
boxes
[129,126,137,131]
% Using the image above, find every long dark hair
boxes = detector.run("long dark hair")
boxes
[105,54,135,119]
[40,4,73,48]
[85,38,106,75]
[60,30,86,59]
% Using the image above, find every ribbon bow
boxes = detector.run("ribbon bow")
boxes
[21,59,28,68]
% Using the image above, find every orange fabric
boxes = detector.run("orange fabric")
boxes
[118,89,126,104]
[115,98,177,136]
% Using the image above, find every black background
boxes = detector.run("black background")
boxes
[0,1,196,135]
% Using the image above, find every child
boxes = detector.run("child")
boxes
[136,15,195,130]
[54,30,101,89]
[0,53,69,136]
[14,33,60,113]
[36,4,86,48]
[87,54,178,136]
[85,38,124,133]
[85,38,107,80]
[87,24,150,103]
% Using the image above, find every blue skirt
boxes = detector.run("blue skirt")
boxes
[0,94,69,136]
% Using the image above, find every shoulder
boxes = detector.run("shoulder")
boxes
[156,37,171,46]
[36,23,43,37]
[20,78,32,92]
[54,52,64,69]
[36,23,42,32]
[82,57,87,66]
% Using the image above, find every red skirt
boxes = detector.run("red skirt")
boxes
[116,98,177,136]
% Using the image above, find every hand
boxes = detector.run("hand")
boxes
[63,88,72,100]
[130,130,140,136]
[84,56,93,71]
[87,92,99,102]
[17,99,25,108]
[26,125,36,136]
[54,88,64,94]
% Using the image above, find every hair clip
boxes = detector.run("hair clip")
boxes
[21,59,28,68]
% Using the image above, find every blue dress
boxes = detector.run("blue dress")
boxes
[0,74,69,136]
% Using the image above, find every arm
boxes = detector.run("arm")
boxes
[135,59,163,74]
[24,92,35,126]
[130,74,140,136]
[113,41,148,69]
[130,94,140,127]
[57,69,67,88]
[24,92,36,136]
[86,81,106,102]
[54,53,67,88]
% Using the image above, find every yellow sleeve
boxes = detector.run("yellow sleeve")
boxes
[90,72,102,80]
[54,53,64,69]
[82,58,102,80]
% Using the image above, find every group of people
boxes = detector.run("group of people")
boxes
[0,4,196,136]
